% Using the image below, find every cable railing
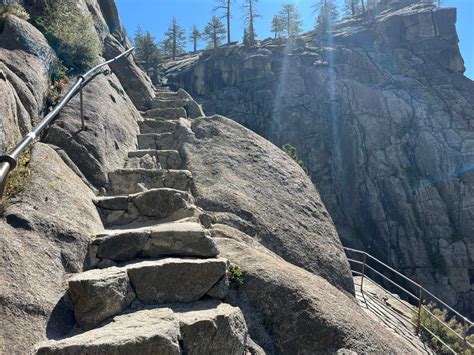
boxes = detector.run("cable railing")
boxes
[0,47,134,198]
[344,247,473,354]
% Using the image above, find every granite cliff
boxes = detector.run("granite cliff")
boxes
[164,2,474,317]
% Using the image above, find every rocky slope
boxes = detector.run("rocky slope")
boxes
[164,3,474,317]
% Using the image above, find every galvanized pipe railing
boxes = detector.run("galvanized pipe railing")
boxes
[0,47,134,198]
[344,247,473,354]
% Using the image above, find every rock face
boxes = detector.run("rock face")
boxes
[44,73,141,188]
[211,223,415,354]
[0,15,52,152]
[166,3,474,316]
[103,35,155,111]
[0,143,102,352]
[179,115,353,292]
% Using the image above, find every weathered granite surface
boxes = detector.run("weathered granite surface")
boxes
[166,4,474,316]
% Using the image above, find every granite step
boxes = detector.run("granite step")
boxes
[108,168,192,195]
[36,301,246,355]
[137,133,178,151]
[89,222,219,267]
[58,258,229,329]
[128,150,182,170]
[142,107,187,120]
[138,119,178,134]
[94,188,199,228]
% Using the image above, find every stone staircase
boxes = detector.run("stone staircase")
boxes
[36,88,249,354]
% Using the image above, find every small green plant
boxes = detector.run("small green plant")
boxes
[46,77,68,107]
[1,148,32,211]
[0,3,29,29]
[414,303,474,354]
[282,144,309,175]
[33,0,102,71]
[229,265,244,288]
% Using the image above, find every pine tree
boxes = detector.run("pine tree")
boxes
[278,3,302,37]
[271,15,286,39]
[344,0,359,16]
[242,0,260,47]
[203,16,227,49]
[134,27,161,82]
[190,25,202,52]
[162,17,186,60]
[314,0,339,35]
[243,28,250,47]
[214,0,233,46]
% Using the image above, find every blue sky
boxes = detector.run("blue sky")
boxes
[116,0,473,79]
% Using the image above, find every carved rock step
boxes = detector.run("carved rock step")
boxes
[124,153,161,170]
[128,149,181,170]
[36,301,247,355]
[109,168,192,195]
[138,119,178,134]
[94,188,199,228]
[142,107,187,120]
[151,98,188,109]
[64,258,229,329]
[138,132,179,151]
[150,99,204,119]
[90,222,218,265]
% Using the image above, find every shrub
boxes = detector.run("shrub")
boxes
[0,3,30,29]
[282,144,309,175]
[229,265,244,288]
[414,303,474,354]
[1,148,31,211]
[33,0,102,71]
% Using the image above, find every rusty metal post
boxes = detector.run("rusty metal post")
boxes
[360,253,367,292]
[79,77,85,131]
[416,287,423,336]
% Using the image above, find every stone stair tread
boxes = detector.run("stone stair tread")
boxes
[94,188,199,227]
[138,119,178,134]
[128,150,182,170]
[151,98,188,109]
[142,107,187,120]
[90,221,218,264]
[66,258,229,329]
[35,301,247,355]
[137,132,178,151]
[109,168,192,195]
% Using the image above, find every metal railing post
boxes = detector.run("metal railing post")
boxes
[360,253,367,292]
[416,287,423,335]
[0,161,11,199]
[79,76,85,131]
[463,323,470,352]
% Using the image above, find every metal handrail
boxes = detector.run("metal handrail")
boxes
[344,247,473,353]
[0,47,134,198]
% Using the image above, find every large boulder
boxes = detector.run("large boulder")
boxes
[0,15,52,152]
[212,224,415,353]
[103,35,155,111]
[178,115,353,293]
[44,73,140,188]
[0,143,102,353]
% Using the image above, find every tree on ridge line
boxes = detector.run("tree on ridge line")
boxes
[214,0,233,46]
[203,16,227,49]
